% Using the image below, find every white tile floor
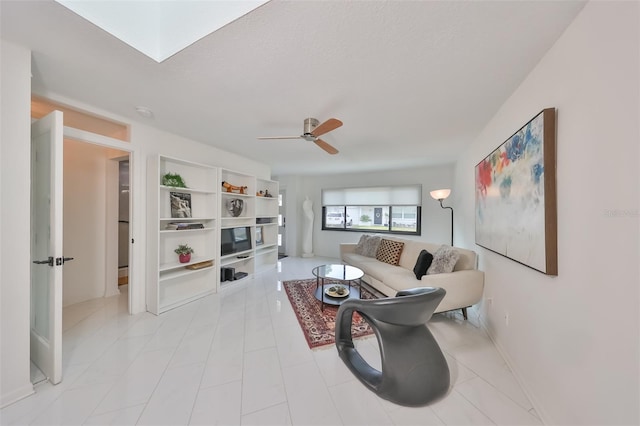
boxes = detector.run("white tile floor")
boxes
[1,256,542,426]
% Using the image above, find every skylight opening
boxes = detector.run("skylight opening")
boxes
[55,0,269,62]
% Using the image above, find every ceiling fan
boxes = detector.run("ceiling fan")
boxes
[257,117,343,154]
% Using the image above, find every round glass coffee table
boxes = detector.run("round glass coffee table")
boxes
[312,264,364,311]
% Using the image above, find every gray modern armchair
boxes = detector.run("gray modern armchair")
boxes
[335,287,450,406]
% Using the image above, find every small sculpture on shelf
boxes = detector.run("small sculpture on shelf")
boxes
[257,189,273,197]
[222,181,247,194]
[174,244,194,264]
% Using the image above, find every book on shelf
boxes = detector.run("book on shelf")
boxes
[165,222,205,230]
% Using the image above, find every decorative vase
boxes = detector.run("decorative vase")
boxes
[179,253,191,263]
[226,198,244,217]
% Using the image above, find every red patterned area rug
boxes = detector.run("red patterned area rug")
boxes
[283,278,375,349]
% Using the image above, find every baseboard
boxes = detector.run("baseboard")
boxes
[478,312,550,425]
[0,383,34,409]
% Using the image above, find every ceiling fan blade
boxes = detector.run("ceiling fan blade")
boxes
[257,136,302,140]
[311,118,343,137]
[314,138,339,155]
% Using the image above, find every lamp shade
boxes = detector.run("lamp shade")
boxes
[430,189,451,201]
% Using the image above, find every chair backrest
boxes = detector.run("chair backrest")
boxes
[357,287,445,326]
[335,285,450,406]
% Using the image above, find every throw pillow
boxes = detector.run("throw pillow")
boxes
[413,249,434,279]
[354,235,369,255]
[427,245,460,274]
[362,235,382,257]
[375,239,405,265]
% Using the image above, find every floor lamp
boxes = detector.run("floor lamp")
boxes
[430,189,453,246]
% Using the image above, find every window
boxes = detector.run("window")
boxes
[322,185,421,235]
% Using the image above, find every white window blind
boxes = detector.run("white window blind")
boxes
[322,185,422,206]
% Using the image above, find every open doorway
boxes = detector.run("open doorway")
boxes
[30,97,134,386]
[61,140,130,317]
[117,159,130,287]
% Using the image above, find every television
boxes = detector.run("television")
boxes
[221,226,252,256]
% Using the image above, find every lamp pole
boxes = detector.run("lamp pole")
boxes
[430,189,454,247]
[439,199,453,246]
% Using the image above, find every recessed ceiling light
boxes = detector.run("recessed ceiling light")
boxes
[135,106,154,118]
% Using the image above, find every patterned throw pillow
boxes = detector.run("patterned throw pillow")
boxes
[413,249,434,279]
[427,245,460,274]
[375,239,405,265]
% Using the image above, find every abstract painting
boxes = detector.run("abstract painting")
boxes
[475,108,557,275]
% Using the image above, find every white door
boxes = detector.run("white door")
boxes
[30,111,65,384]
[278,189,286,256]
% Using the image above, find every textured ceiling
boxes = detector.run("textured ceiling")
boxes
[0,0,585,176]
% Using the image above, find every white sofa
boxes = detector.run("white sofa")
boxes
[340,237,484,318]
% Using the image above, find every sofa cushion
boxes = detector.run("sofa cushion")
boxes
[376,239,404,265]
[354,235,369,255]
[413,249,433,279]
[355,235,382,257]
[427,245,460,274]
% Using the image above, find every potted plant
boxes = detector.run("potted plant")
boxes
[175,244,194,263]
[162,172,187,188]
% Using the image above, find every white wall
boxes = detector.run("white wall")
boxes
[455,2,639,424]
[0,41,34,407]
[276,164,455,258]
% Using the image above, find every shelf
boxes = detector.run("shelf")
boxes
[160,185,216,195]
[220,250,253,260]
[159,264,215,282]
[159,256,215,273]
[256,244,277,255]
[220,253,254,267]
[220,274,251,289]
[220,191,253,198]
[160,217,215,222]
[160,227,215,234]
[221,218,255,228]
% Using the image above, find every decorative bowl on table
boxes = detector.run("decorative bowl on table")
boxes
[325,285,349,298]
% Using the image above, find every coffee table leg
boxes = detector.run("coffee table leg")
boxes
[320,277,324,311]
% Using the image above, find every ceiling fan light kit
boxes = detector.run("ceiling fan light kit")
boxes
[258,117,343,155]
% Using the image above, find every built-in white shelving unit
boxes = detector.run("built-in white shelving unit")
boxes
[147,155,218,315]
[218,170,279,290]
[147,157,279,314]
[254,178,279,273]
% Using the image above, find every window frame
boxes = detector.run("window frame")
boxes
[321,205,422,235]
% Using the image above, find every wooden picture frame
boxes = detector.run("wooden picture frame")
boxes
[475,108,557,275]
